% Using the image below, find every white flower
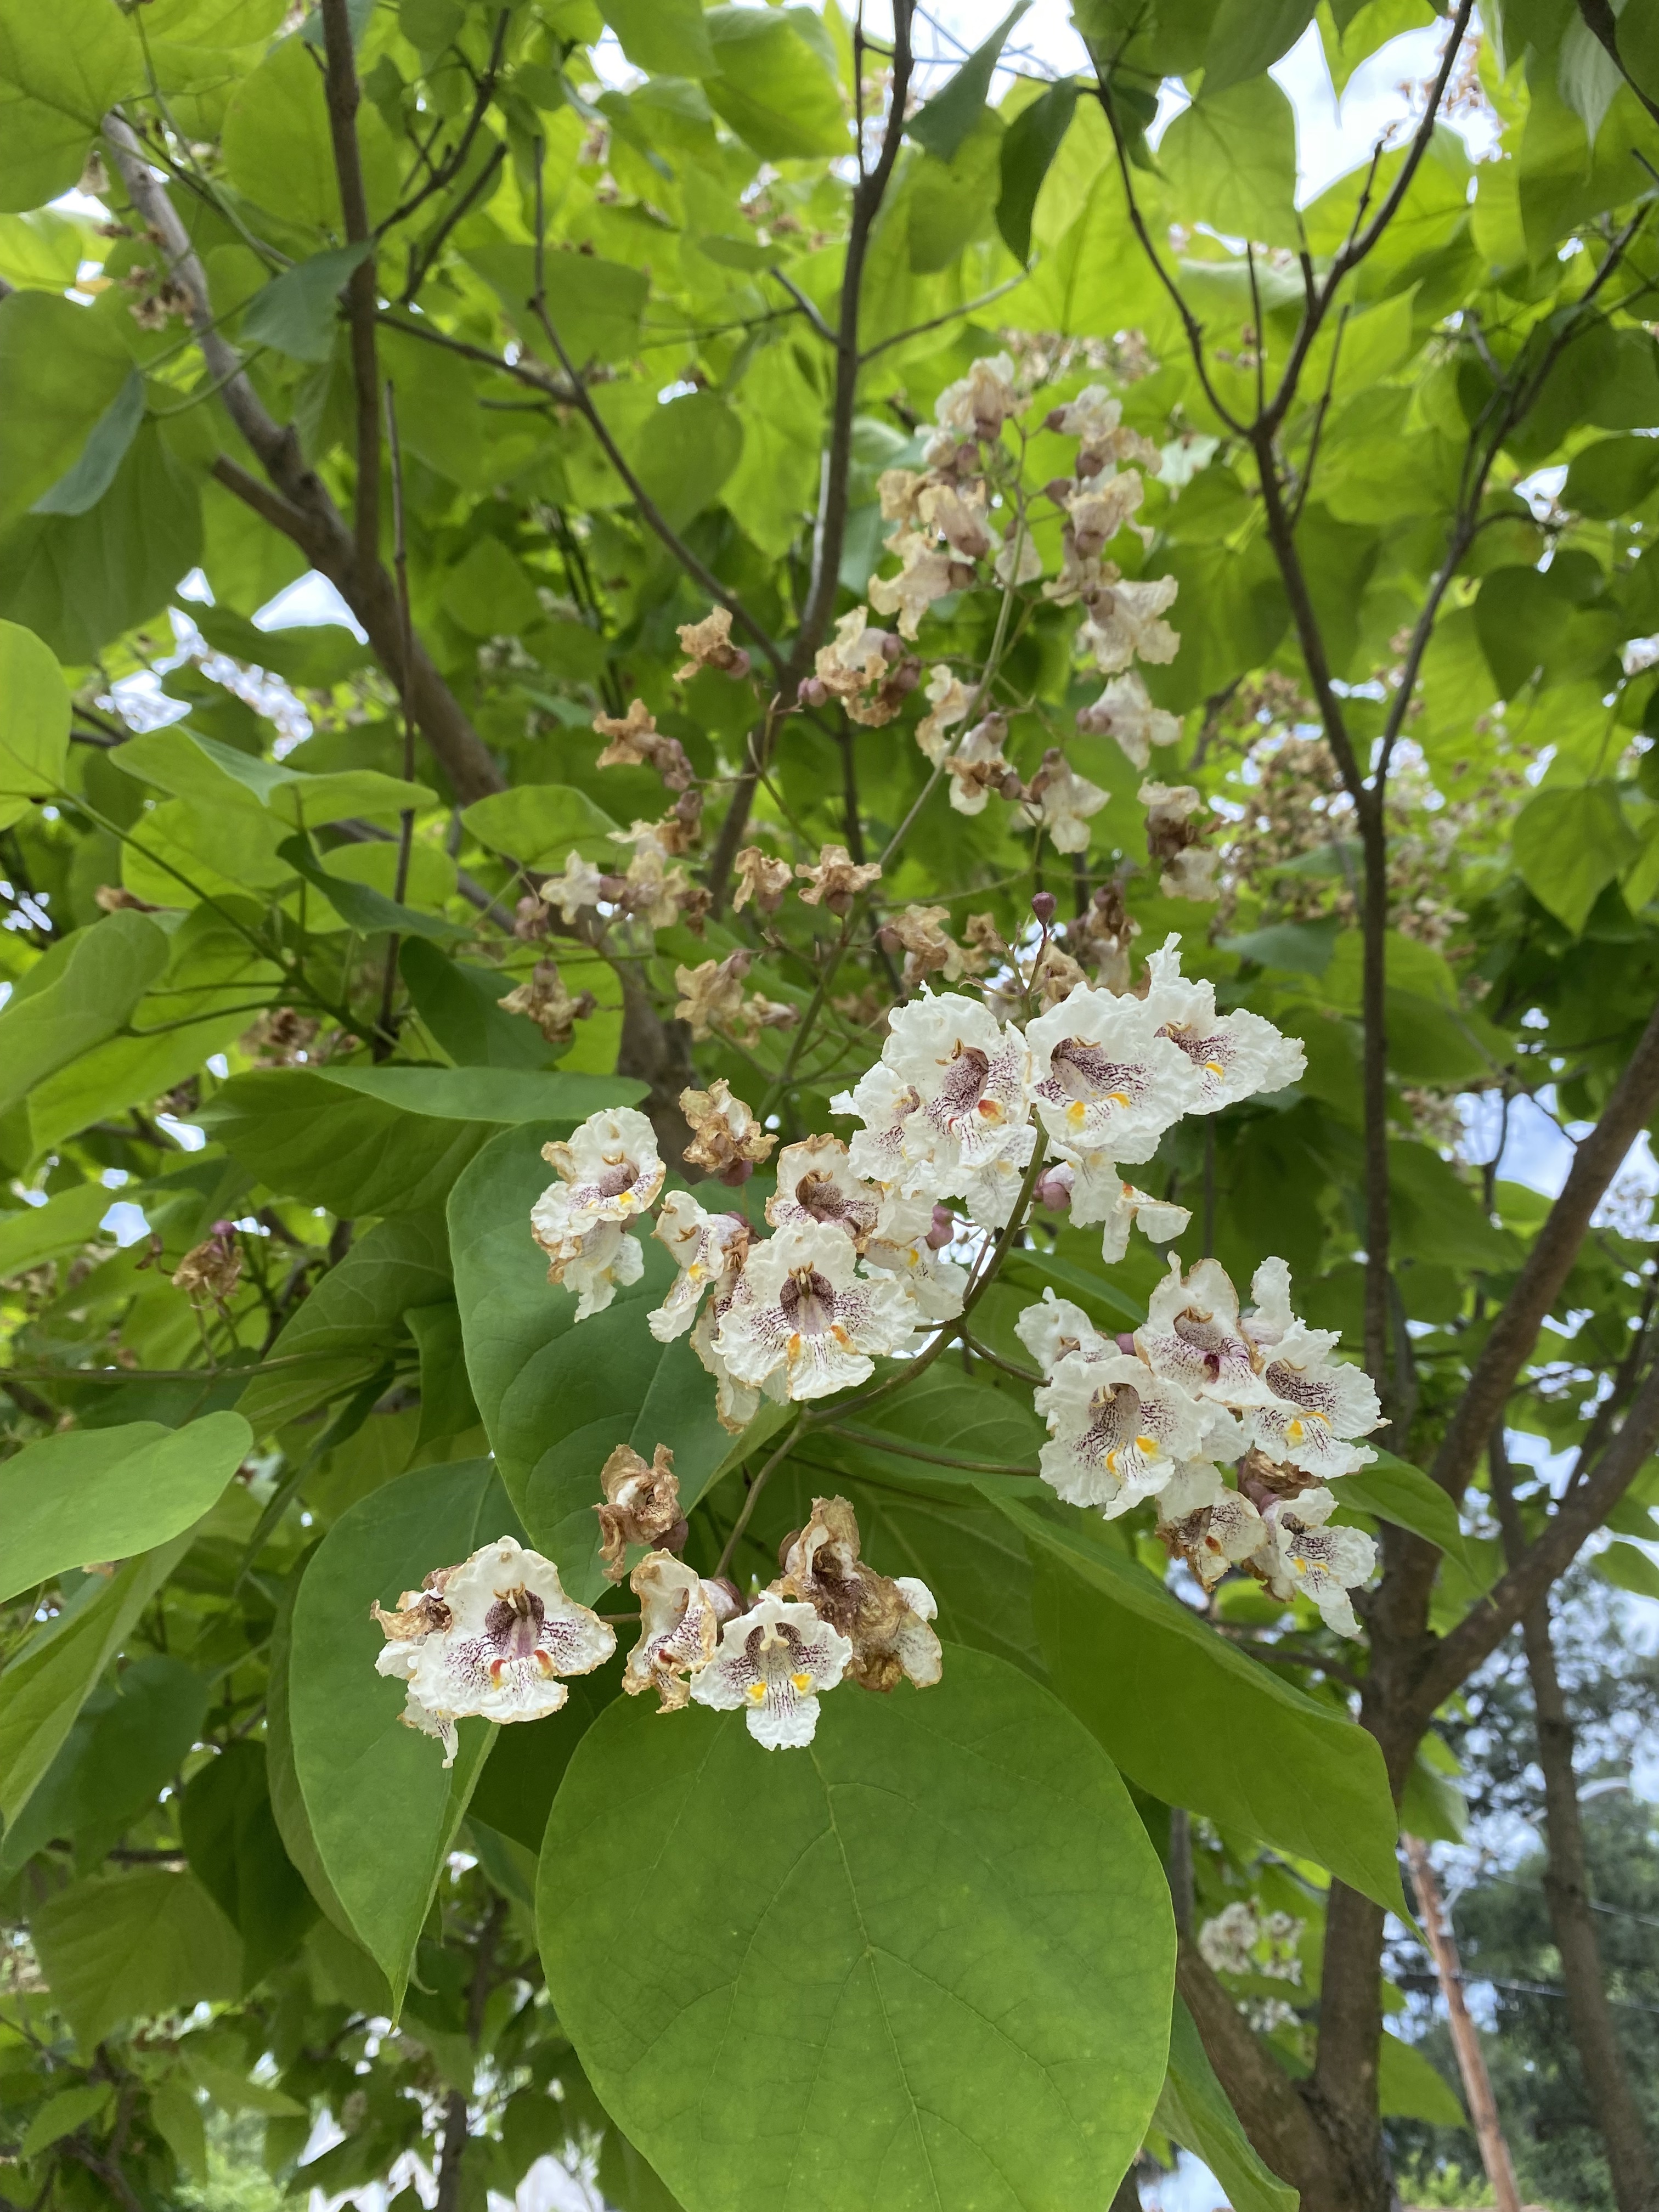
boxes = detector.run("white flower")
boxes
[766,1134,883,1248]
[776,1496,944,1693]
[1053,1147,1191,1263]
[866,993,1034,1195]
[1076,670,1181,770]
[1035,1349,1214,1516]
[1051,385,1123,448]
[690,1590,853,1747]
[1161,847,1220,902]
[1025,981,1201,1165]
[623,1551,733,1711]
[925,351,1020,460]
[561,1220,645,1319]
[1243,1322,1383,1478]
[690,1270,764,1434]
[1251,1489,1376,1636]
[1015,1286,1114,1376]
[539,850,604,922]
[1143,935,1306,1110]
[1026,749,1108,854]
[532,1108,663,1273]
[916,664,971,764]
[836,1061,926,1191]
[946,711,1015,817]
[650,1190,749,1344]
[1065,473,1144,558]
[1079,574,1180,674]
[1243,1256,1296,1348]
[861,1191,968,1322]
[374,1538,614,1759]
[714,1221,917,1401]
[958,1119,1037,1232]
[1155,1460,1266,1591]
[869,530,958,639]
[1136,1254,1273,1407]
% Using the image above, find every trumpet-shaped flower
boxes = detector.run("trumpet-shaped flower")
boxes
[649,1190,750,1344]
[1025,982,1201,1165]
[853,994,1033,1196]
[1079,573,1180,674]
[861,1191,968,1322]
[958,1119,1037,1232]
[623,1552,734,1711]
[593,1442,684,1582]
[1015,1286,1114,1376]
[1035,1351,1216,1516]
[766,1135,882,1248]
[374,1538,614,1759]
[713,1221,916,1401]
[531,1108,663,1303]
[1251,1489,1376,1637]
[690,1590,853,1748]
[1243,1323,1383,1478]
[776,1496,943,1693]
[1143,936,1306,1110]
[1136,1254,1273,1407]
[1155,1460,1266,1592]
[1075,671,1181,771]
[836,1062,925,1192]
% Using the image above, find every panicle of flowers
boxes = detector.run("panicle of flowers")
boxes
[674,605,752,684]
[799,607,919,725]
[592,698,695,790]
[500,957,596,1045]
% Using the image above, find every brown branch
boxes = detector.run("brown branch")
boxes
[705,0,918,907]
[1428,996,1659,1505]
[318,0,381,568]
[1175,1940,1333,2198]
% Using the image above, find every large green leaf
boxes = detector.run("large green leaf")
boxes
[1514,781,1637,935]
[0,1412,250,1604]
[1000,1500,1407,1912]
[199,1064,641,1216]
[539,1646,1175,2212]
[180,1740,319,1987]
[0,0,144,212]
[601,0,715,74]
[1158,78,1300,249]
[0,1180,112,1276]
[0,1538,190,1827]
[236,1214,451,1435]
[1156,1999,1298,2212]
[116,721,432,827]
[1339,1449,1472,1574]
[0,615,70,828]
[448,1125,736,1599]
[0,293,133,532]
[0,910,170,1116]
[701,5,848,160]
[32,1870,242,2052]
[907,3,1030,161]
[460,781,620,865]
[289,1457,517,2005]
[996,77,1078,263]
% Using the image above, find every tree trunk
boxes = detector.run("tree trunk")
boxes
[1403,1836,1522,2212]
[1490,1434,1658,2212]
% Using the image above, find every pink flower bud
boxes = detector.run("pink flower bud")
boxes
[1116,1332,1138,1355]
[1034,1165,1073,1213]
[1031,890,1057,927]
[726,648,752,681]
[797,676,828,708]
[926,1204,957,1250]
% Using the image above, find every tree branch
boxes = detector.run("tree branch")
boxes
[1428,996,1659,1504]
[318,0,381,568]
[1175,1941,1333,2197]
[1575,0,1659,130]
[1414,1353,1659,1719]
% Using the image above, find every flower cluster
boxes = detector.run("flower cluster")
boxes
[1018,1248,1383,1635]
[377,1498,938,1758]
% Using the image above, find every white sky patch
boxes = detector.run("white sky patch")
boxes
[99,1201,152,1246]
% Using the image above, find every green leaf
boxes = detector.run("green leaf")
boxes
[539,1646,1175,2212]
[32,1869,241,2051]
[278,831,465,938]
[0,616,70,830]
[1001,1499,1407,1912]
[907,2,1030,160]
[1156,1999,1298,2212]
[19,2083,110,2158]
[0,419,204,662]
[601,0,715,77]
[289,1457,515,2005]
[222,34,398,229]
[0,294,133,533]
[1514,781,1638,935]
[236,1215,451,1436]
[460,781,620,865]
[0,1412,250,1605]
[0,1655,208,1876]
[199,1064,643,1216]
[0,1539,190,1827]
[0,1181,113,1277]
[180,1740,318,1986]
[117,724,431,827]
[149,2080,208,2182]
[0,910,169,1114]
[264,1560,360,1940]
[1563,432,1659,520]
[1158,78,1300,248]
[29,365,145,516]
[190,602,371,687]
[465,242,648,367]
[0,0,144,212]
[449,1125,738,1598]
[241,240,374,364]
[1593,1538,1659,1601]
[701,5,849,161]
[996,77,1078,262]
[630,390,744,531]
[1339,1449,1472,1574]
[1201,0,1318,94]
[1378,2030,1465,2124]
[400,941,559,1071]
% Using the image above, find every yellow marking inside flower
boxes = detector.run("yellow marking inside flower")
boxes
[746,1681,768,1704]
[1065,1101,1088,1126]
[1108,1090,1131,1108]
[791,1672,812,1693]
[977,1099,1003,1120]
[832,1324,853,1348]
[1205,1058,1225,1076]
[1137,1435,1157,1454]
[534,1650,557,1679]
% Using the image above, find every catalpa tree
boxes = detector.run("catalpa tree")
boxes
[1,3,1658,2211]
